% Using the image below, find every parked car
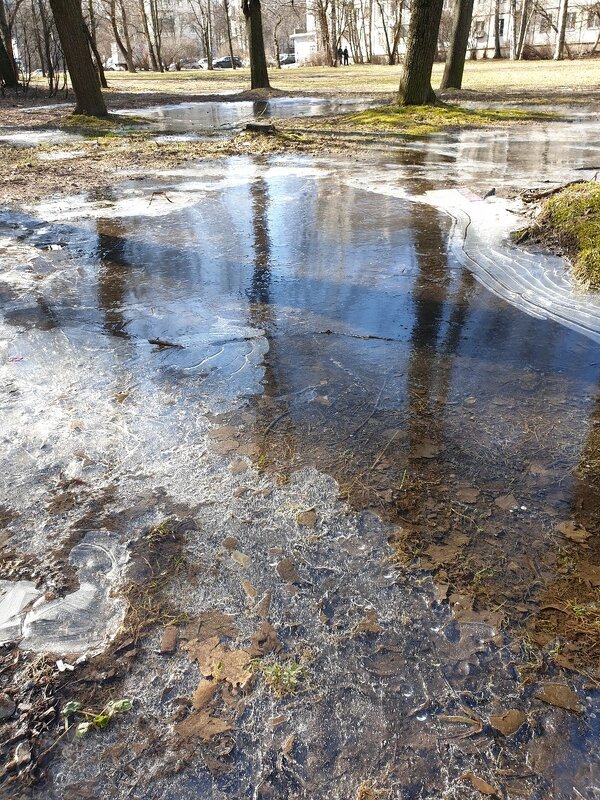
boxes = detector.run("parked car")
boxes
[212,56,243,69]
[279,53,296,65]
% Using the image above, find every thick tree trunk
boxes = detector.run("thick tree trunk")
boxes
[331,0,338,64]
[400,0,443,104]
[0,0,18,80]
[553,0,568,58]
[0,31,17,87]
[48,0,107,116]
[493,0,502,56]
[440,0,474,89]
[242,0,270,89]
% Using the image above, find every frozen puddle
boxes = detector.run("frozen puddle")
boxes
[117,96,379,132]
[426,188,600,344]
[0,534,127,655]
[1,148,599,799]
[0,128,83,147]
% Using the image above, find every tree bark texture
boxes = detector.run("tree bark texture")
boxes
[400,0,443,104]
[440,0,474,88]
[242,0,270,89]
[48,0,107,116]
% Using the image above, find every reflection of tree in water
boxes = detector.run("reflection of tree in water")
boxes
[95,219,131,340]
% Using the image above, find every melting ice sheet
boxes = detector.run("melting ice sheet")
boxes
[425,188,600,344]
[0,534,127,655]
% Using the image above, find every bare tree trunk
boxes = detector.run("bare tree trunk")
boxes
[139,0,158,70]
[118,0,136,71]
[493,0,502,56]
[509,0,517,57]
[149,0,163,70]
[224,0,236,68]
[515,0,532,59]
[0,0,18,79]
[400,0,443,104]
[440,0,474,87]
[331,0,338,64]
[48,0,107,116]
[84,20,108,86]
[553,0,568,58]
[206,0,212,68]
[272,17,282,66]
[0,31,17,86]
[242,0,270,89]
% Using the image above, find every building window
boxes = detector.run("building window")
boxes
[498,17,505,36]
[539,13,552,32]
[588,9,600,27]
[566,11,577,28]
[474,19,486,36]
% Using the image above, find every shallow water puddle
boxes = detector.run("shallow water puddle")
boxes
[0,148,599,798]
[116,96,380,132]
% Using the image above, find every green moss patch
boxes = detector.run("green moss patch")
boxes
[63,112,148,135]
[524,182,600,290]
[343,102,555,135]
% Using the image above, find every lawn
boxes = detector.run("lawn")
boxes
[95,58,600,101]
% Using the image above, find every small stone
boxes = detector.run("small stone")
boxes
[230,459,248,475]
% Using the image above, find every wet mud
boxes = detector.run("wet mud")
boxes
[1,121,599,799]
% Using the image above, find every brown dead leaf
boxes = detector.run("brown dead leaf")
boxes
[247,621,281,658]
[489,709,527,736]
[208,426,239,440]
[449,594,504,629]
[212,439,240,454]
[231,550,251,568]
[175,710,232,742]
[189,637,253,688]
[353,608,383,636]
[183,610,238,642]
[535,683,583,714]
[277,558,300,583]
[241,579,257,600]
[460,772,499,797]
[411,440,444,459]
[578,562,600,587]
[456,487,480,504]
[192,680,217,710]
[494,494,517,511]
[557,521,592,544]
[297,509,317,527]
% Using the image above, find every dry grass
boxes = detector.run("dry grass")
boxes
[23,58,600,104]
